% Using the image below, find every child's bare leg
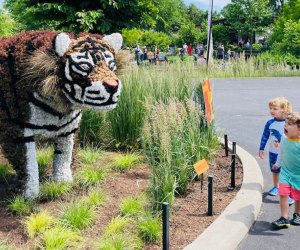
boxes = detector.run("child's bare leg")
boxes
[294,200,300,214]
[273,173,279,188]
[280,195,289,218]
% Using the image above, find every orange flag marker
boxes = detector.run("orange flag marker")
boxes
[194,159,209,175]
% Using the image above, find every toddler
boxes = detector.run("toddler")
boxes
[259,97,293,204]
[272,112,300,228]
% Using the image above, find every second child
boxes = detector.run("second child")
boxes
[272,112,300,228]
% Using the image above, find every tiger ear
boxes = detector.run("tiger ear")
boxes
[103,33,123,53]
[55,33,72,57]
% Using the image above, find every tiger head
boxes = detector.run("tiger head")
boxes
[55,33,123,112]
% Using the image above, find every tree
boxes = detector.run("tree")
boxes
[221,0,273,44]
[0,9,23,36]
[154,0,187,34]
[4,0,158,34]
[269,0,300,56]
[141,30,171,51]
[186,4,206,27]
[176,22,200,46]
[121,28,143,48]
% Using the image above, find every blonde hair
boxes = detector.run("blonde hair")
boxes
[268,97,292,113]
[285,112,300,128]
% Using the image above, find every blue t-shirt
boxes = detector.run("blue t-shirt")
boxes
[259,118,285,154]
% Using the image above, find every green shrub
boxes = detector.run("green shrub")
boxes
[7,195,35,215]
[98,233,142,250]
[120,196,146,216]
[252,43,263,51]
[40,226,81,250]
[138,216,161,243]
[40,181,71,200]
[83,189,105,207]
[112,153,142,172]
[78,147,103,164]
[104,216,130,235]
[76,167,105,187]
[22,210,56,239]
[61,201,95,230]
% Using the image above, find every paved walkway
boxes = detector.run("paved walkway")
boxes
[211,77,300,250]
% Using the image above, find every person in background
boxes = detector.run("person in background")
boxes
[147,49,153,63]
[259,97,294,205]
[272,112,300,229]
[154,46,159,65]
[142,47,148,62]
[183,43,188,54]
[187,44,193,56]
[216,44,224,60]
[134,45,141,65]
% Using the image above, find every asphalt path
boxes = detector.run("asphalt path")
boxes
[211,77,300,250]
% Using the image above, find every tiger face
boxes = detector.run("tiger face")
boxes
[55,33,123,111]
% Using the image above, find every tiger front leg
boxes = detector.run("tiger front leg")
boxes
[52,133,75,182]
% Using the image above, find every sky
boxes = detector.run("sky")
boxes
[183,0,231,12]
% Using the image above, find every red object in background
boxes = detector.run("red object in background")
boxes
[187,44,192,55]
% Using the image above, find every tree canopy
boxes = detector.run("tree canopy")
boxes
[4,0,159,33]
[221,0,273,43]
[269,0,300,56]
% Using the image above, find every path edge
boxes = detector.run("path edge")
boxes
[184,141,263,250]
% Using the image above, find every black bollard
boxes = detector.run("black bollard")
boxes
[232,141,236,155]
[162,202,169,250]
[208,175,214,216]
[224,134,229,157]
[229,154,236,190]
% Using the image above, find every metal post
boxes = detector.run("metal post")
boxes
[162,202,169,250]
[224,134,228,157]
[200,173,204,192]
[230,154,236,189]
[208,175,214,216]
[232,141,236,155]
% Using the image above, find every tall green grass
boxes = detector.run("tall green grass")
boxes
[79,110,110,147]
[142,98,219,210]
[80,58,299,149]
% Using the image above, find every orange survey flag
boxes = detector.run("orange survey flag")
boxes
[202,79,214,124]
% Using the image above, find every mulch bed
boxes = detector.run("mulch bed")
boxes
[0,148,242,249]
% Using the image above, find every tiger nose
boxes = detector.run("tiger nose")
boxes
[103,79,119,94]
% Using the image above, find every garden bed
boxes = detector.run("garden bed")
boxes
[0,147,242,249]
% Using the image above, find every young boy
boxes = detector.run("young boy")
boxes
[259,97,293,202]
[272,112,300,228]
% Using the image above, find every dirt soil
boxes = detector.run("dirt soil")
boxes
[0,148,242,250]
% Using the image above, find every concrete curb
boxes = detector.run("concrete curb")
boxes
[184,142,263,250]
